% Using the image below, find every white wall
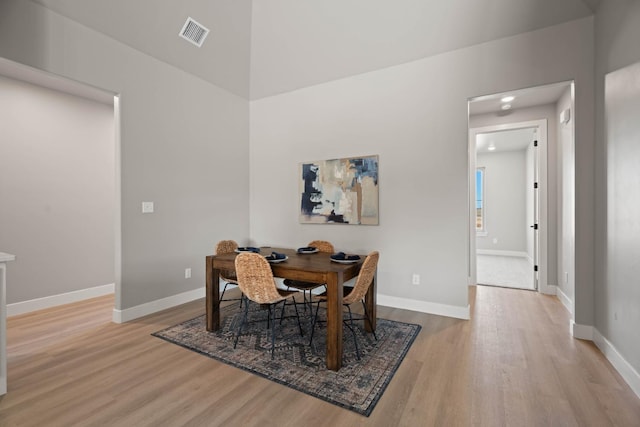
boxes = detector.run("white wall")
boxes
[0,0,250,312]
[250,18,594,315]
[476,150,527,252]
[595,0,640,383]
[0,75,114,303]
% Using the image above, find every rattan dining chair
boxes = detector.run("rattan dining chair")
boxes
[283,240,335,312]
[215,240,243,306]
[309,251,379,360]
[233,252,304,359]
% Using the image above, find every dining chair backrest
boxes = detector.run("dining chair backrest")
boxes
[343,251,379,305]
[235,252,282,304]
[215,240,238,255]
[308,240,335,254]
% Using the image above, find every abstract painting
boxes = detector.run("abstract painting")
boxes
[299,155,379,225]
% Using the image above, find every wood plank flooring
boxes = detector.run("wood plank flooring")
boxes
[1,286,639,426]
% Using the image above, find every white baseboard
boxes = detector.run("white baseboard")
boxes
[112,287,204,323]
[377,294,470,320]
[7,283,115,317]
[556,287,573,314]
[476,249,529,258]
[593,328,640,400]
[571,320,594,340]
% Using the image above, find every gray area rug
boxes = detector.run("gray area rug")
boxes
[152,302,421,416]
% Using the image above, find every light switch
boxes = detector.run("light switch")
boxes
[142,201,154,213]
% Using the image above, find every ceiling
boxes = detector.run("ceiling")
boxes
[476,127,537,153]
[469,80,572,116]
[30,0,597,100]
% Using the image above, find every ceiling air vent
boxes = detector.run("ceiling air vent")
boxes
[179,17,209,48]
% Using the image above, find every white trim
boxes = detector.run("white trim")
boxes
[1,262,10,395]
[570,320,594,340]
[0,253,16,262]
[476,249,529,258]
[114,94,122,312]
[377,294,470,320]
[593,328,640,399]
[556,287,573,314]
[7,283,114,317]
[112,287,204,323]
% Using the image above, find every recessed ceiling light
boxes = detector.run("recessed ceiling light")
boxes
[501,104,512,110]
[488,143,496,151]
[501,96,515,103]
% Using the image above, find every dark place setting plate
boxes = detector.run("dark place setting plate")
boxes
[265,252,288,263]
[330,252,361,264]
[235,247,260,253]
[297,246,319,254]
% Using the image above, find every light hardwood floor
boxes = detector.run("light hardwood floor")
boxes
[1,286,639,426]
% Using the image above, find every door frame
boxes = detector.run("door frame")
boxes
[468,119,554,294]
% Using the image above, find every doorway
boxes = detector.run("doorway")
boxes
[470,120,546,291]
[472,124,542,290]
[0,58,119,313]
[467,81,575,296]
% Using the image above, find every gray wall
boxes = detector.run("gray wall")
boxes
[556,88,575,304]
[595,0,640,375]
[0,1,599,331]
[476,150,527,253]
[0,75,114,303]
[0,0,250,310]
[250,18,594,312]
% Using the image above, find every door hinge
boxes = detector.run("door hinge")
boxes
[534,182,538,189]
[534,265,538,272]
[534,140,538,147]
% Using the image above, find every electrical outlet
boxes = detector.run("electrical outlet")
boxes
[142,201,154,213]
[185,268,191,279]
[412,274,420,285]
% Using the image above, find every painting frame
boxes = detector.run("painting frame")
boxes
[299,154,379,225]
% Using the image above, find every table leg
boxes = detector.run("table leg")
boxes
[364,269,377,332]
[206,256,221,331]
[325,272,343,371]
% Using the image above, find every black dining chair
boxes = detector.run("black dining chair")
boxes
[233,252,304,359]
[215,240,243,307]
[309,251,379,360]
[283,240,335,312]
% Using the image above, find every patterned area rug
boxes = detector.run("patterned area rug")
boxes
[152,302,421,416]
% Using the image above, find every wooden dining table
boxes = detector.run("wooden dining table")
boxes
[205,247,376,371]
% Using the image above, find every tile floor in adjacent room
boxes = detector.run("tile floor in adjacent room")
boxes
[476,254,535,290]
